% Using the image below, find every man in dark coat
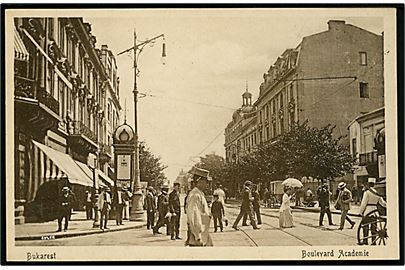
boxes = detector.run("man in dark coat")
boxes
[57,186,74,232]
[113,187,125,226]
[152,184,170,235]
[144,186,156,229]
[211,194,225,232]
[318,184,334,226]
[242,184,262,225]
[232,181,259,230]
[168,183,181,240]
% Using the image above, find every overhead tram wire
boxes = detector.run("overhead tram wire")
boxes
[303,57,385,113]
[183,127,225,168]
[137,92,238,111]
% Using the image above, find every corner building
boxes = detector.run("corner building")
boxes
[256,20,384,145]
[225,20,384,189]
[13,18,121,223]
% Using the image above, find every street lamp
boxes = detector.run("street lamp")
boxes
[118,29,166,221]
[91,151,100,228]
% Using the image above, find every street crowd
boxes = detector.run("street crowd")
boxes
[52,167,386,247]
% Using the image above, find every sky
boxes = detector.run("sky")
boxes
[84,9,383,182]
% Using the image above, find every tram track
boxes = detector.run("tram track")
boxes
[226,208,311,246]
[225,204,357,246]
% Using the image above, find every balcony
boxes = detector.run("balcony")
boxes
[37,87,59,115]
[98,143,112,164]
[359,151,378,166]
[15,76,60,115]
[14,75,61,134]
[68,121,98,154]
[14,75,35,99]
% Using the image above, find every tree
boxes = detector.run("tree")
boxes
[139,141,167,189]
[195,153,226,185]
[257,121,354,182]
[226,121,355,186]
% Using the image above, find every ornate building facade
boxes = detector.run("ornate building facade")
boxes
[13,17,121,223]
[224,20,384,188]
[224,87,257,163]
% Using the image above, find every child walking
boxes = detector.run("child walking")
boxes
[211,194,225,232]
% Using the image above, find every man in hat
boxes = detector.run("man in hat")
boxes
[57,186,74,232]
[144,186,156,230]
[153,184,170,235]
[185,167,213,247]
[169,182,182,240]
[317,184,335,226]
[98,186,112,230]
[113,187,125,226]
[232,180,260,230]
[122,187,132,220]
[336,182,355,230]
[213,183,226,205]
[85,189,93,220]
[359,177,387,245]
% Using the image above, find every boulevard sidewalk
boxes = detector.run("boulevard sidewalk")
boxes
[15,211,145,241]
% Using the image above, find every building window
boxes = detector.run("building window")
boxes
[352,138,357,158]
[280,92,284,108]
[58,20,65,53]
[359,82,369,98]
[48,18,54,39]
[46,63,54,95]
[289,84,294,100]
[108,104,111,121]
[359,52,367,66]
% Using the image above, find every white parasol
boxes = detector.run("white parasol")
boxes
[281,178,303,188]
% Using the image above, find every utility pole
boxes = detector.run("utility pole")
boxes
[118,29,165,221]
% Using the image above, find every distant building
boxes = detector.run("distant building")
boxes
[224,86,257,163]
[224,20,385,189]
[348,107,385,187]
[13,18,120,223]
[255,20,384,145]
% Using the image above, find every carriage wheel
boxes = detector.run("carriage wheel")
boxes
[357,209,387,245]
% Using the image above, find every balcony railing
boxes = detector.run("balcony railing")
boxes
[99,143,112,155]
[14,75,35,99]
[359,151,378,166]
[15,76,60,115]
[70,121,97,144]
[37,87,59,115]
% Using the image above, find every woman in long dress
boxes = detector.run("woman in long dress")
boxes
[279,186,294,228]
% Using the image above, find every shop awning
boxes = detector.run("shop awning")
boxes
[74,160,114,188]
[32,141,93,187]
[14,25,29,61]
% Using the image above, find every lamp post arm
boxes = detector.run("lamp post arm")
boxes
[117,33,164,56]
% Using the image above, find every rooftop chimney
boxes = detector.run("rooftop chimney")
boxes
[328,20,345,31]
[101,44,108,50]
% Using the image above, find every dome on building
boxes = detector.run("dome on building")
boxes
[232,109,241,120]
[241,105,254,114]
[113,122,135,144]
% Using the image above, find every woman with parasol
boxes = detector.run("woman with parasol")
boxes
[279,178,302,228]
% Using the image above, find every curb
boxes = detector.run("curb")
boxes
[15,223,145,241]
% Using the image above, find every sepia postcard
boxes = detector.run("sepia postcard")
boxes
[2,5,402,263]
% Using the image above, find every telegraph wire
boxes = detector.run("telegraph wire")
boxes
[303,57,385,113]
[140,92,238,111]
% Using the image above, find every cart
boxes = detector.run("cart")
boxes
[357,180,387,245]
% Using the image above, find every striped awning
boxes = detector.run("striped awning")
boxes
[32,141,94,187]
[75,161,114,188]
[14,25,29,61]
